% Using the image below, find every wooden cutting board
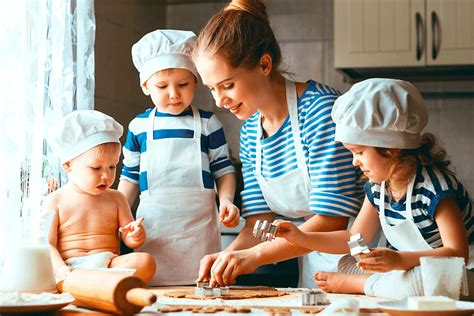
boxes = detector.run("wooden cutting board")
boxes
[164,286,288,300]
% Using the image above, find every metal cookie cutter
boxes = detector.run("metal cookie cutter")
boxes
[347,233,370,262]
[302,289,328,306]
[253,220,278,241]
[195,281,209,296]
[195,281,229,297]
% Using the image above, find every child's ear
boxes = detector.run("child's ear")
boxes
[141,83,150,96]
[62,161,71,172]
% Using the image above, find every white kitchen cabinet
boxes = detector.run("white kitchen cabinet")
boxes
[335,0,474,69]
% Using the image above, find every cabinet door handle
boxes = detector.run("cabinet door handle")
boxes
[431,11,441,60]
[415,12,424,61]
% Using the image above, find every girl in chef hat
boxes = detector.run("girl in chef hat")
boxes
[118,29,239,286]
[273,78,474,299]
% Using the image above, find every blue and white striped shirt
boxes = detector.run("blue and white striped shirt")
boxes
[366,165,473,248]
[240,80,365,218]
[120,107,235,193]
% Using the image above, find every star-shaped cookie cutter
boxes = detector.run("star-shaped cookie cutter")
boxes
[253,220,278,242]
[347,233,370,262]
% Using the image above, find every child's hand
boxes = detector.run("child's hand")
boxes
[219,199,240,228]
[55,265,72,281]
[273,220,305,246]
[357,247,404,272]
[120,217,146,244]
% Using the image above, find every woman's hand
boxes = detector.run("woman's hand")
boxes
[273,219,306,246]
[198,250,258,287]
[219,199,241,228]
[357,247,404,272]
[196,252,219,283]
[211,249,259,286]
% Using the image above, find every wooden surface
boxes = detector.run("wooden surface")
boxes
[49,286,392,315]
[164,286,285,300]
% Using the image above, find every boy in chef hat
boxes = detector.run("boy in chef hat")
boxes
[118,29,239,285]
[43,110,156,283]
[271,78,473,299]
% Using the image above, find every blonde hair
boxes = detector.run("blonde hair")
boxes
[376,133,453,192]
[95,142,121,158]
[193,0,281,73]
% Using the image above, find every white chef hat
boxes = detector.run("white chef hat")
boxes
[331,78,428,149]
[50,110,123,163]
[132,29,198,86]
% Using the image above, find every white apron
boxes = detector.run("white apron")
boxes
[379,178,473,295]
[379,178,432,252]
[255,78,344,288]
[136,106,221,286]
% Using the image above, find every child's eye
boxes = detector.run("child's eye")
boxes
[109,166,116,170]
[223,83,234,90]
[157,85,167,89]
[90,166,100,170]
[178,82,189,87]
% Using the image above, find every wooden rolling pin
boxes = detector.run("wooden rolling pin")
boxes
[58,269,157,314]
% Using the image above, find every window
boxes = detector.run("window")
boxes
[0,0,95,266]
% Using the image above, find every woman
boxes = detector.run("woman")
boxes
[192,0,364,287]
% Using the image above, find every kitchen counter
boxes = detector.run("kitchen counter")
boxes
[49,287,392,315]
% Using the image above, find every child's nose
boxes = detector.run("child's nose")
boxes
[352,156,360,167]
[169,87,180,99]
[100,170,111,180]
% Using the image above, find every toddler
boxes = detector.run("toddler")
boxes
[118,29,239,285]
[43,110,156,283]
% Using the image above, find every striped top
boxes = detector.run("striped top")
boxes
[365,164,474,248]
[240,80,365,218]
[120,107,235,193]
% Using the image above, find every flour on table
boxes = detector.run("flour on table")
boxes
[0,292,74,305]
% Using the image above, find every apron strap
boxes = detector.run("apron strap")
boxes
[380,176,416,223]
[146,108,157,195]
[255,79,310,190]
[191,105,201,139]
[191,106,204,190]
[286,78,311,189]
[147,107,157,141]
[255,114,263,176]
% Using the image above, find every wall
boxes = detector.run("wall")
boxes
[166,0,474,197]
[95,0,474,197]
[95,0,167,145]
[95,0,167,192]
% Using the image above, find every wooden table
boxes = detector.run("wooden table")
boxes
[52,286,392,315]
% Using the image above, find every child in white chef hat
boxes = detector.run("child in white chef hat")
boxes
[43,110,156,283]
[118,29,239,286]
[272,78,474,299]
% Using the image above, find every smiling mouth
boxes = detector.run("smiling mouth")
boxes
[229,103,242,112]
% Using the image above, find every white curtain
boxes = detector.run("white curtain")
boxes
[0,0,95,261]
